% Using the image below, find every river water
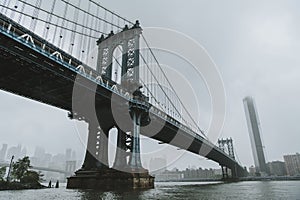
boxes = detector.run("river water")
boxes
[0,181,299,200]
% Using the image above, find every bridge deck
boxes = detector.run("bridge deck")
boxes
[0,13,245,177]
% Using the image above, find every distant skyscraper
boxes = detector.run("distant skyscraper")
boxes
[6,144,22,160]
[0,144,8,161]
[34,146,45,159]
[65,148,72,161]
[20,147,27,158]
[243,96,268,175]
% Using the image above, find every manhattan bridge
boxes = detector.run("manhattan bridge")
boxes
[0,0,246,189]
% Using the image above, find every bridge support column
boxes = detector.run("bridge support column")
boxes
[221,166,225,179]
[67,110,153,189]
[67,120,113,189]
[128,112,143,171]
[231,163,238,178]
[112,127,127,169]
[225,167,229,178]
[81,121,109,170]
[221,165,229,179]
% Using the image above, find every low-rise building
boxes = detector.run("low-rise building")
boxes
[283,153,300,176]
[267,161,287,176]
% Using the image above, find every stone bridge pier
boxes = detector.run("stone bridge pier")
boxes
[66,90,154,190]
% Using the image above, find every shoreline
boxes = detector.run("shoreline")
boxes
[155,176,300,182]
[0,181,46,191]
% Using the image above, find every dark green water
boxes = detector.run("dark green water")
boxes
[0,181,299,200]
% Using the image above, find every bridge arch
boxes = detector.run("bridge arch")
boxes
[96,21,142,85]
[111,45,123,84]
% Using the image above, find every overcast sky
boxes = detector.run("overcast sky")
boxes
[1,0,300,170]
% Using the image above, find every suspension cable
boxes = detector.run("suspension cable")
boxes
[1,0,204,136]
[61,0,123,30]
[139,52,195,128]
[2,2,107,36]
[141,34,205,136]
[89,0,134,25]
[0,5,105,38]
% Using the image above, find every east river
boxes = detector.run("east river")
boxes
[0,181,299,200]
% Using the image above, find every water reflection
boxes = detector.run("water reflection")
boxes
[0,181,299,200]
[78,188,152,200]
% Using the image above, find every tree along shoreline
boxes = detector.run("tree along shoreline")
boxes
[0,156,45,190]
[0,180,46,190]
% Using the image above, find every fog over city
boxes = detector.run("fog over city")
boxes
[1,0,300,170]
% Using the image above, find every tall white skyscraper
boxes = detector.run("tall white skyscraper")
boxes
[243,96,268,175]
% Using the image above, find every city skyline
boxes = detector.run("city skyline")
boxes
[0,0,300,171]
[0,143,79,163]
[0,141,298,172]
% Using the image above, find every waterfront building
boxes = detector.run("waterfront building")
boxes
[283,153,300,176]
[267,161,287,176]
[249,165,256,176]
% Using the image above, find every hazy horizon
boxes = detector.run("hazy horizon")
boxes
[1,0,300,171]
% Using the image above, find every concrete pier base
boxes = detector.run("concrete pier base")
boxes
[66,169,154,190]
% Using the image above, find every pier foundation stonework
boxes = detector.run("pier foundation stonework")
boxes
[66,169,154,189]
[66,115,154,190]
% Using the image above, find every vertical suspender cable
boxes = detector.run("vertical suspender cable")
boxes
[1,0,8,15]
[43,0,56,40]
[85,1,93,64]
[10,0,18,20]
[29,0,41,32]
[103,10,107,33]
[142,35,205,136]
[17,0,27,24]
[52,17,59,46]
[79,5,87,61]
[69,0,81,55]
[95,6,101,37]
[58,0,69,49]
[111,13,114,31]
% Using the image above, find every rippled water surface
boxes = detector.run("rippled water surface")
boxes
[0,181,299,200]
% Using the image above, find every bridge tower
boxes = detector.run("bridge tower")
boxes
[218,138,238,179]
[67,21,154,189]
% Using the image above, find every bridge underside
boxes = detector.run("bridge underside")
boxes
[0,35,73,111]
[0,28,246,189]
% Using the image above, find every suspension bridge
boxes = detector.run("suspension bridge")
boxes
[0,161,73,176]
[0,0,246,189]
